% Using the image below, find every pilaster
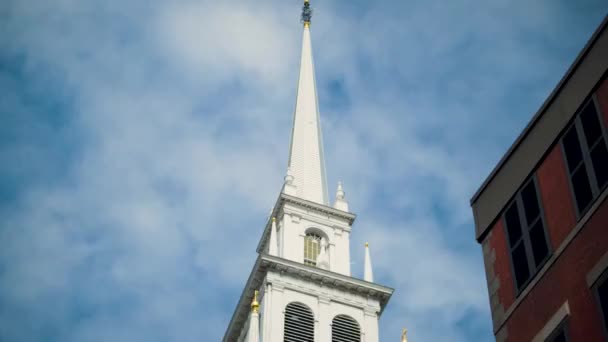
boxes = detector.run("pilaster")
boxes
[363,307,380,342]
[317,296,331,341]
[268,284,285,342]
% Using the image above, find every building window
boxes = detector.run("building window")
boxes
[331,315,360,342]
[504,177,551,292]
[545,320,569,342]
[284,302,314,342]
[562,98,608,216]
[595,271,608,339]
[304,233,322,266]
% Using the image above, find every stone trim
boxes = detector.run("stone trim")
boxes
[257,192,356,254]
[587,250,608,287]
[223,253,392,342]
[531,301,570,342]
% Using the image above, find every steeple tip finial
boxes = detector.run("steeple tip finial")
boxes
[301,0,312,27]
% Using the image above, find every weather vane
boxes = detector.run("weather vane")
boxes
[301,0,313,26]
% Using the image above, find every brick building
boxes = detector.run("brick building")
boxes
[470,15,608,342]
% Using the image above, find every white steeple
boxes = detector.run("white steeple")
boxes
[285,4,329,205]
[364,242,374,282]
[223,3,394,341]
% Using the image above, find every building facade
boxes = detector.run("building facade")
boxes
[471,15,608,342]
[223,2,393,341]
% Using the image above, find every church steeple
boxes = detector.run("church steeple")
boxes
[285,0,329,205]
[223,4,394,341]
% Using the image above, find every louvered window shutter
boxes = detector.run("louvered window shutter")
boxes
[284,302,314,342]
[331,315,360,342]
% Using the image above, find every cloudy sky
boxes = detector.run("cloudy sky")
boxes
[1,0,607,341]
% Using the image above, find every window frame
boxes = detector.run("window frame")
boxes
[593,269,608,341]
[303,232,322,266]
[284,302,315,342]
[503,176,552,295]
[544,317,570,342]
[561,96,608,219]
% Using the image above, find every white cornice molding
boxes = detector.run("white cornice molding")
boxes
[222,253,392,342]
[257,193,356,254]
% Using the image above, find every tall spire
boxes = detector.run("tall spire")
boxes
[286,0,329,205]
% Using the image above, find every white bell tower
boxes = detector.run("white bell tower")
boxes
[223,2,393,341]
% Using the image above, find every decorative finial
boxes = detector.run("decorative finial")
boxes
[333,181,349,212]
[285,167,294,185]
[401,328,408,342]
[251,290,260,313]
[272,217,276,223]
[301,0,312,27]
[336,181,345,200]
[364,242,373,282]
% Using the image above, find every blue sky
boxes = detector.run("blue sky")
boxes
[1,0,606,341]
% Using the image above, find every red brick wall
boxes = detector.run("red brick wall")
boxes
[598,77,608,126]
[487,220,516,311]
[503,200,608,342]
[537,145,577,249]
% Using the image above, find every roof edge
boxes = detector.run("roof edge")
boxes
[256,191,356,254]
[470,14,608,206]
[222,253,393,342]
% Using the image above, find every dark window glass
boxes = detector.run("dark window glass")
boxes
[563,126,583,171]
[522,181,541,225]
[512,243,530,289]
[550,330,566,342]
[504,179,550,293]
[599,277,608,335]
[581,102,603,146]
[564,99,608,218]
[591,139,608,190]
[571,165,593,213]
[505,203,522,246]
[529,221,549,267]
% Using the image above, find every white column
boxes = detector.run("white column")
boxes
[329,242,336,272]
[261,283,272,341]
[278,218,285,258]
[269,285,285,342]
[317,296,331,341]
[247,311,260,342]
[363,308,379,342]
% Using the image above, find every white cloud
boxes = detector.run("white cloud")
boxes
[1,0,605,341]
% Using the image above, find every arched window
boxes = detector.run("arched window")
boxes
[284,302,314,342]
[331,315,360,342]
[304,232,322,266]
